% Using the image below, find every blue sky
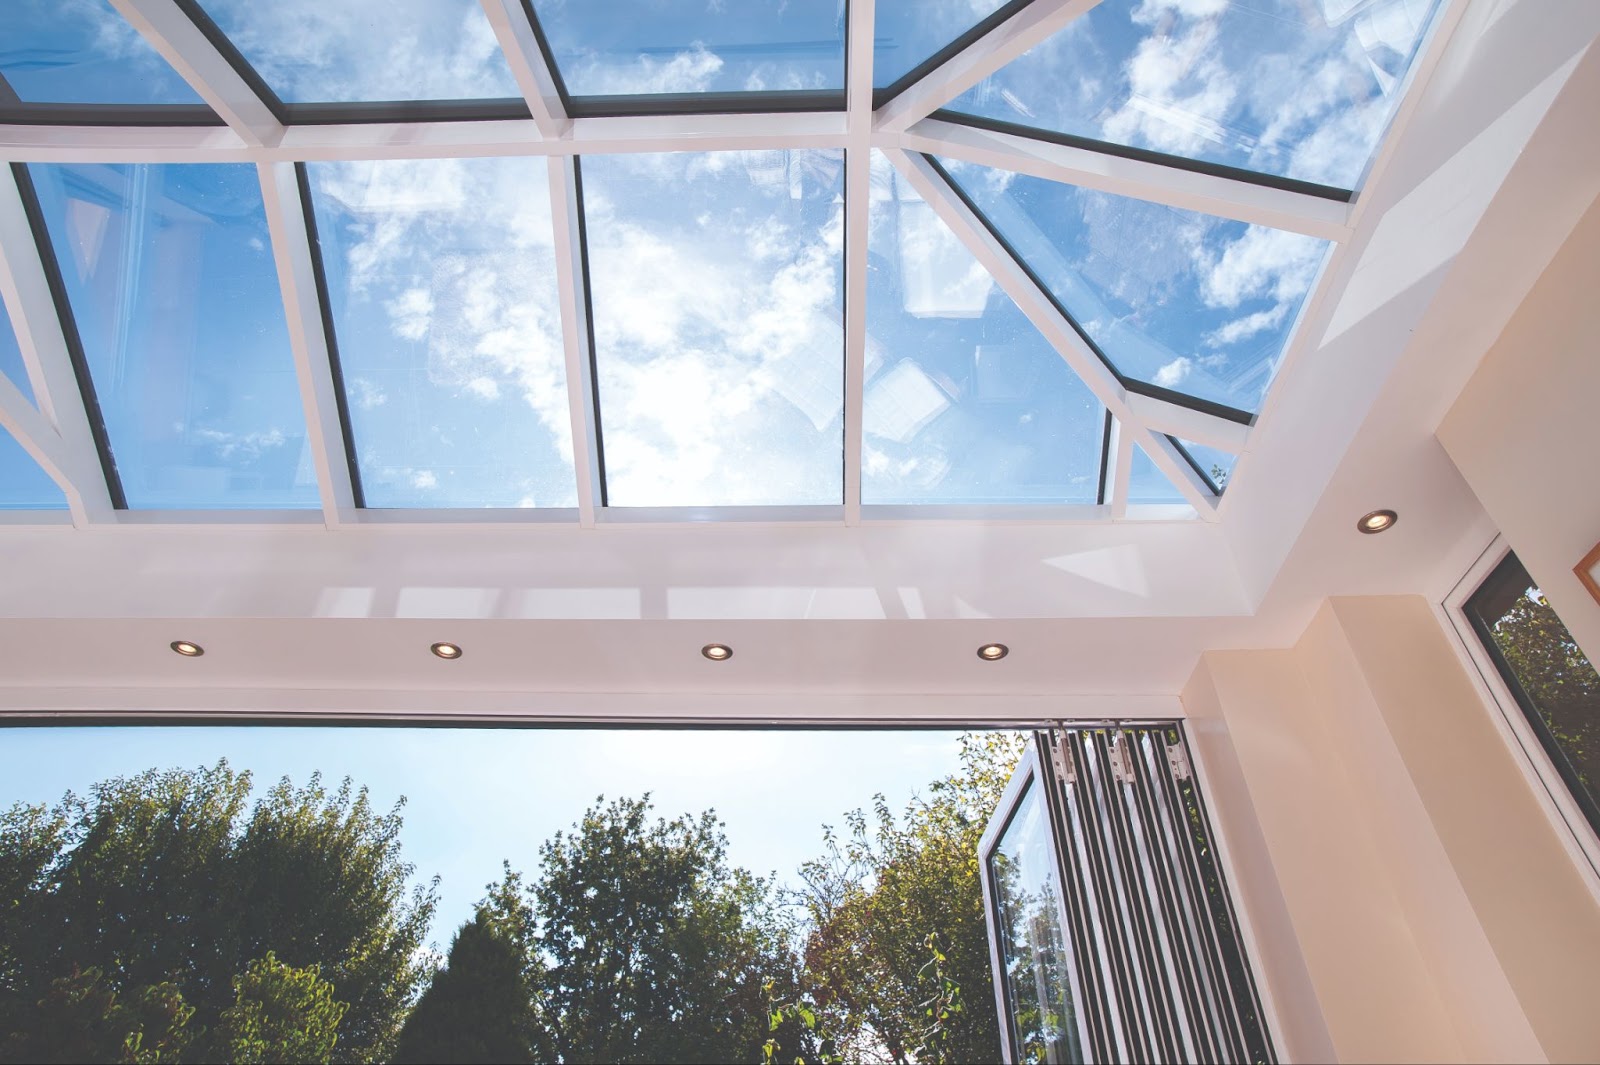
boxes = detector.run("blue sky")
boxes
[0,726,983,949]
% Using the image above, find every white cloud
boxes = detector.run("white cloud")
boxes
[572,46,724,96]
[1154,357,1192,388]
[1205,303,1289,347]
[1198,226,1325,310]
[1101,21,1243,158]
[410,470,438,490]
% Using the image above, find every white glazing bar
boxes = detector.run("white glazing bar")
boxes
[887,148,1218,518]
[256,161,357,525]
[897,117,1353,240]
[1126,394,1251,455]
[0,124,253,163]
[107,0,283,147]
[0,167,114,526]
[0,370,89,511]
[479,0,571,139]
[875,0,1103,134]
[842,0,876,525]
[1144,432,1218,509]
[1106,416,1133,520]
[547,156,602,527]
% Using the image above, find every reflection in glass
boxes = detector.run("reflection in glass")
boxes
[1465,552,1600,836]
[528,0,843,99]
[872,0,1012,90]
[307,159,576,508]
[29,163,317,510]
[989,777,1082,1064]
[949,0,1443,189]
[943,159,1327,415]
[0,0,203,105]
[0,303,67,510]
[1177,437,1235,493]
[191,0,518,103]
[582,151,844,507]
[865,152,1101,504]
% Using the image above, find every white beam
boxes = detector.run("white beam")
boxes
[1143,431,1217,508]
[256,162,357,525]
[547,157,603,527]
[875,0,1102,134]
[896,117,1352,240]
[0,371,91,509]
[479,0,570,139]
[1106,415,1132,520]
[887,148,1218,518]
[1126,393,1250,454]
[0,124,252,163]
[0,168,115,525]
[842,0,875,525]
[107,0,282,147]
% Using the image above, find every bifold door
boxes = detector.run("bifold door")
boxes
[979,725,1274,1064]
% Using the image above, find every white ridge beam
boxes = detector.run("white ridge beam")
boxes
[480,0,571,139]
[1126,393,1250,454]
[256,162,356,526]
[875,0,1102,134]
[548,157,603,528]
[0,168,115,525]
[887,148,1219,518]
[897,116,1352,240]
[108,0,283,147]
[842,0,876,525]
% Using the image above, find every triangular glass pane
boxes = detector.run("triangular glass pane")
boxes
[942,158,1328,414]
[0,425,67,511]
[190,0,519,103]
[529,0,843,100]
[1,0,204,105]
[305,158,577,509]
[872,0,1014,91]
[1128,442,1184,505]
[1,300,35,407]
[1176,437,1236,493]
[865,150,1101,505]
[946,0,1444,190]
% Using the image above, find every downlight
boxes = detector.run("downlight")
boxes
[1357,509,1398,534]
[701,644,733,661]
[430,642,463,660]
[170,640,204,657]
[977,643,1009,661]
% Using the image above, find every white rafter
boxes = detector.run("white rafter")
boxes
[479,0,571,139]
[875,0,1103,134]
[107,0,283,147]
[548,156,604,528]
[895,116,1353,240]
[1105,415,1133,520]
[842,0,876,526]
[886,148,1220,518]
[256,162,357,526]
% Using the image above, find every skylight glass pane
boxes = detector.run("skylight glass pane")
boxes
[29,163,317,510]
[0,301,35,406]
[872,0,1011,90]
[529,0,844,98]
[1177,437,1235,492]
[1128,443,1183,504]
[307,159,576,509]
[190,0,518,103]
[583,150,843,507]
[948,0,1443,189]
[865,152,1100,505]
[943,159,1328,414]
[0,0,203,105]
[0,426,67,511]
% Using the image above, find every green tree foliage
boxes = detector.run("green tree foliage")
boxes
[0,761,436,1063]
[392,867,545,1064]
[797,732,1025,1063]
[215,953,348,1064]
[530,795,801,1064]
[0,967,193,1064]
[1490,587,1600,793]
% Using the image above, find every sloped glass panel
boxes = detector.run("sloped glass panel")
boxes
[0,301,35,406]
[1128,443,1183,505]
[529,0,843,99]
[582,150,844,507]
[865,152,1100,505]
[0,0,204,105]
[190,0,518,103]
[0,426,67,511]
[30,163,317,510]
[943,159,1328,414]
[872,0,1012,90]
[307,159,576,508]
[1176,437,1235,493]
[948,0,1443,189]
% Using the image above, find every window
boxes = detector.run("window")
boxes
[1464,550,1600,839]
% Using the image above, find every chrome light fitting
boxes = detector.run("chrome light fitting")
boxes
[1357,509,1398,534]
[430,642,463,660]
[170,640,204,657]
[701,643,733,661]
[977,643,1009,661]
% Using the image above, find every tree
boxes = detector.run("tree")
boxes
[1489,587,1600,794]
[215,953,347,1064]
[0,968,193,1064]
[797,732,1025,1063]
[529,795,801,1064]
[392,868,544,1064]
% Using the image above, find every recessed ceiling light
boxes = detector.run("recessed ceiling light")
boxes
[977,643,1009,661]
[701,643,732,661]
[430,642,463,660]
[170,640,204,658]
[1357,509,1398,534]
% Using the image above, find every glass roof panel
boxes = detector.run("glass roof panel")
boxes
[1128,442,1183,504]
[947,0,1443,189]
[1176,437,1235,493]
[307,159,576,509]
[942,158,1328,414]
[865,151,1100,505]
[0,300,35,406]
[0,425,67,511]
[582,150,844,507]
[29,163,317,510]
[528,0,844,99]
[190,0,518,103]
[0,0,204,105]
[871,0,1012,90]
